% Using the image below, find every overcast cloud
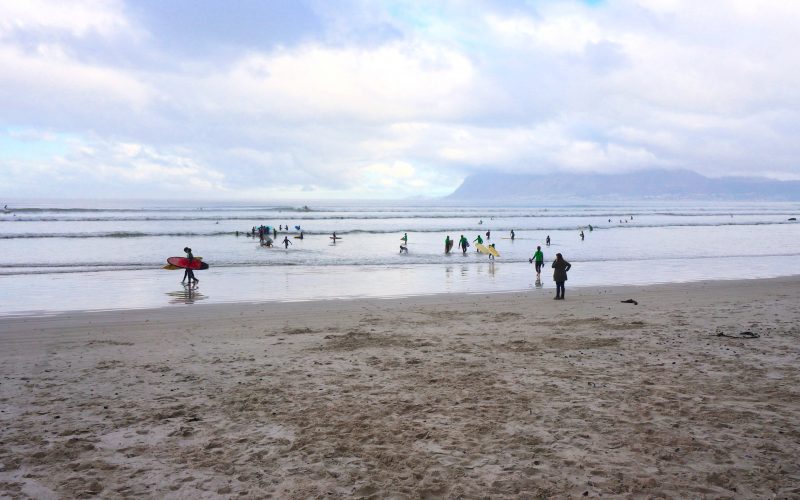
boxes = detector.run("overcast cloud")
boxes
[1,0,799,200]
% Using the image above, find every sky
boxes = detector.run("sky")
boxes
[1,0,799,200]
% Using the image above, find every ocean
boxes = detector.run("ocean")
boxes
[1,199,799,315]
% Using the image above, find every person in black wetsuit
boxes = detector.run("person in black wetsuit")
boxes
[182,247,198,284]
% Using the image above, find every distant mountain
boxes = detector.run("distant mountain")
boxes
[448,169,800,201]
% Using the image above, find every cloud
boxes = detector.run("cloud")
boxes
[3,0,800,199]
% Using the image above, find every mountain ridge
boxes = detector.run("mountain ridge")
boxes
[447,169,800,200]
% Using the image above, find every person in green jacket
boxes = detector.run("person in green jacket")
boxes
[473,234,483,252]
[529,245,544,279]
[459,235,469,254]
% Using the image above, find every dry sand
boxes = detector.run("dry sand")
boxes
[1,277,799,498]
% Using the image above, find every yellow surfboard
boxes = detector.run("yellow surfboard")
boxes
[475,243,489,254]
[487,246,500,257]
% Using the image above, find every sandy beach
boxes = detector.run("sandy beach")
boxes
[1,277,799,498]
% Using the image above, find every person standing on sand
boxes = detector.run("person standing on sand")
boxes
[551,253,571,300]
[529,245,544,279]
[182,247,198,284]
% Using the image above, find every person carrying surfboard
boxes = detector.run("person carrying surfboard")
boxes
[445,235,452,254]
[459,235,469,254]
[401,232,408,244]
[473,234,483,252]
[182,247,198,284]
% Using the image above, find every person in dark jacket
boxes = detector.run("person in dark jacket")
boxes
[551,252,571,300]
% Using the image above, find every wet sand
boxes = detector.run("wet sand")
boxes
[1,277,799,498]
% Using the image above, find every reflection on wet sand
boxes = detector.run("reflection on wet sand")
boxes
[166,284,209,305]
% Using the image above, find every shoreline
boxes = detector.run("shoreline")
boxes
[2,276,799,497]
[2,260,800,317]
[1,273,798,323]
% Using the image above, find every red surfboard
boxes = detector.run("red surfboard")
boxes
[167,257,209,270]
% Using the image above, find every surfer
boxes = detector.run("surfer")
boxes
[273,228,277,239]
[182,247,198,284]
[580,230,584,241]
[486,230,491,240]
[529,245,544,279]
[445,235,452,254]
[551,253,571,300]
[401,232,408,244]
[331,231,338,244]
[298,232,304,239]
[282,236,292,249]
[459,235,469,254]
[510,230,515,240]
[546,235,551,246]
[473,234,483,251]
[488,243,496,260]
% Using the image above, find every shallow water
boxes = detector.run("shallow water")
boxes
[1,199,798,314]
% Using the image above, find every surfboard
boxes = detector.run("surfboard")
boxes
[166,257,209,270]
[330,236,342,240]
[293,235,304,239]
[475,243,489,254]
[487,246,500,257]
[163,257,203,270]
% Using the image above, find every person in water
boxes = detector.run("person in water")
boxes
[529,245,544,279]
[445,235,452,253]
[551,253,571,300]
[510,230,515,240]
[401,232,408,244]
[485,230,491,240]
[473,234,483,251]
[580,230,584,241]
[298,232,304,239]
[182,247,198,284]
[459,234,469,254]
[282,236,292,249]
[273,227,277,239]
[488,243,496,260]
[546,235,551,246]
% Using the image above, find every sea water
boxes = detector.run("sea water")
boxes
[1,199,798,314]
